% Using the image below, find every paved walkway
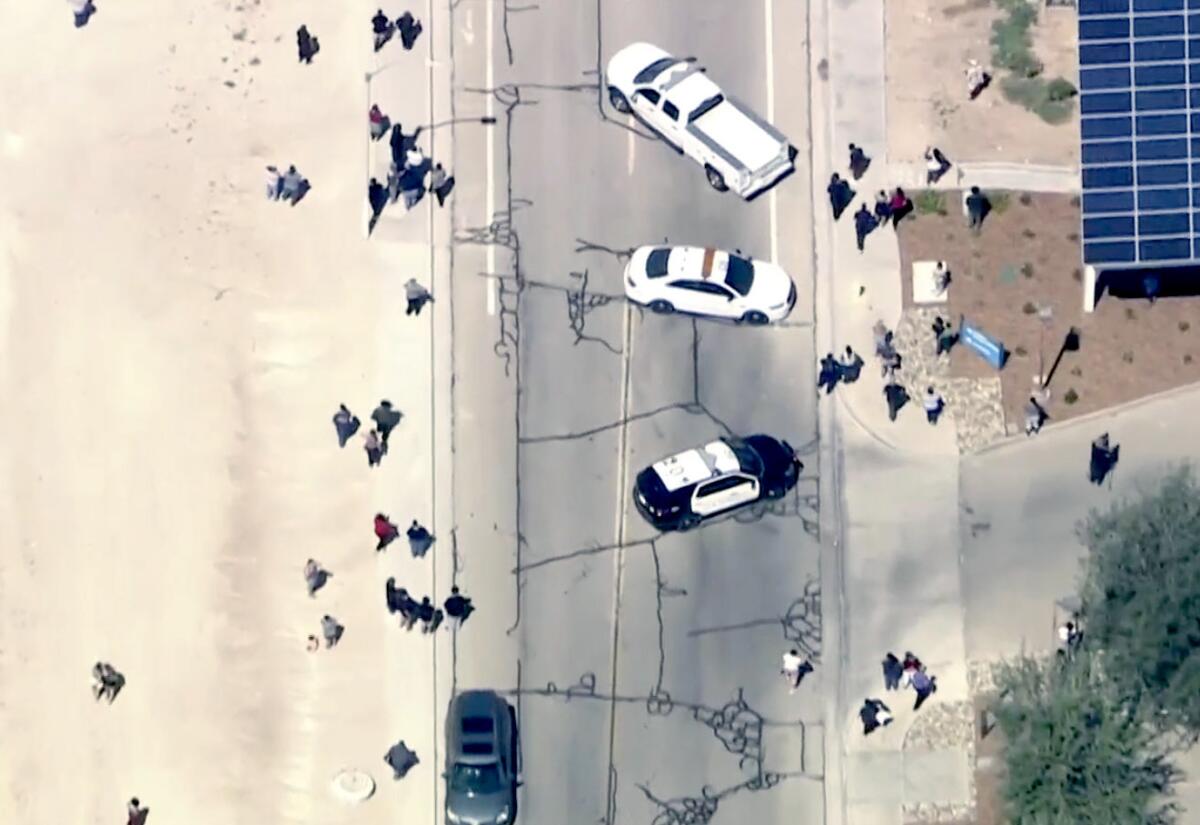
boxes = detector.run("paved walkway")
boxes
[817,0,972,823]
[889,160,1080,193]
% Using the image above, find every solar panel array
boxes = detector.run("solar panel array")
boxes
[1079,0,1200,265]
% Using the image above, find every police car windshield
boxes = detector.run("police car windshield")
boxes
[726,438,763,475]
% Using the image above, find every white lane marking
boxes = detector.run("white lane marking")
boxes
[463,7,475,45]
[765,0,779,264]
[485,0,497,316]
[627,122,635,176]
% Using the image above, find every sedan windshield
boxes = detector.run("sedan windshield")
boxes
[450,763,504,795]
[634,57,678,84]
[645,248,672,278]
[724,255,755,296]
[726,438,764,476]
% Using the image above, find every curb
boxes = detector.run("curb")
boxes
[972,377,1200,457]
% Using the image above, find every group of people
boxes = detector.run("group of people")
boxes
[817,346,864,395]
[374,513,434,557]
[385,579,474,633]
[861,650,937,735]
[825,144,923,252]
[332,400,403,466]
[373,9,423,52]
[367,109,456,233]
[265,165,310,206]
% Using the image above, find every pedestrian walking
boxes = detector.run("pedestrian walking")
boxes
[364,428,384,467]
[321,614,344,648]
[932,261,952,296]
[401,147,429,209]
[384,740,419,779]
[306,634,320,652]
[416,596,435,632]
[397,11,423,50]
[444,585,475,626]
[332,403,360,447]
[429,163,455,207]
[385,577,407,614]
[1057,619,1084,653]
[126,797,148,825]
[933,316,958,356]
[265,165,284,200]
[369,104,391,141]
[884,380,909,422]
[925,146,951,184]
[854,204,878,252]
[304,559,330,596]
[368,177,388,234]
[881,652,903,690]
[407,519,434,557]
[966,59,991,99]
[375,513,400,551]
[859,698,892,735]
[428,608,444,633]
[780,649,814,694]
[372,9,395,51]
[371,400,403,445]
[901,651,924,686]
[873,321,891,357]
[839,346,863,383]
[405,278,432,316]
[826,172,855,220]
[297,25,319,64]
[390,123,422,167]
[848,143,871,179]
[69,0,97,28]
[966,186,989,233]
[817,352,841,395]
[281,165,304,203]
[923,386,944,424]
[1024,396,1046,436]
[1089,433,1119,485]
[911,667,937,710]
[92,662,125,703]
[889,187,913,228]
[873,190,892,222]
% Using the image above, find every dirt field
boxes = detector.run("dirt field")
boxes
[885,0,1080,167]
[898,192,1200,432]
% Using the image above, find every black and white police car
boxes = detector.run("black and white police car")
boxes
[633,435,802,531]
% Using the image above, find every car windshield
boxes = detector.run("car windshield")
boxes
[634,57,678,84]
[645,248,672,278]
[450,762,503,795]
[726,438,764,476]
[724,255,755,296]
[688,93,725,123]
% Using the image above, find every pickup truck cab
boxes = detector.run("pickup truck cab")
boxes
[606,42,795,198]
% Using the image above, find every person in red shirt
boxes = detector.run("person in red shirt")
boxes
[374,513,399,551]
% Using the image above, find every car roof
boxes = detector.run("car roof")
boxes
[665,246,730,285]
[664,69,722,111]
[448,691,506,766]
[652,439,741,492]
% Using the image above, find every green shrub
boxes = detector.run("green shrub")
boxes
[914,189,947,215]
[1063,388,1079,404]
[990,1,1042,78]
[989,190,1012,214]
[1046,77,1078,101]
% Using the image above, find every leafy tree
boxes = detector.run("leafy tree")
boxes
[1078,466,1200,742]
[993,653,1179,824]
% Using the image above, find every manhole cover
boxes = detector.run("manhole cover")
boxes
[331,769,376,804]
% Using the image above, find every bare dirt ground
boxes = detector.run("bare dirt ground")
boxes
[898,192,1200,432]
[0,1,434,823]
[885,0,1080,167]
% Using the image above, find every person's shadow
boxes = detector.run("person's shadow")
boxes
[291,179,312,206]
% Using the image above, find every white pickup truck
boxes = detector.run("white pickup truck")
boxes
[606,42,795,199]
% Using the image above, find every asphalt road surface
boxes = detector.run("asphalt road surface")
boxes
[442,1,825,823]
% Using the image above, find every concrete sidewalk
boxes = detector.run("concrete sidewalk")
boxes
[816,0,973,823]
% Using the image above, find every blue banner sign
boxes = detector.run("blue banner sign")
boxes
[961,321,1007,370]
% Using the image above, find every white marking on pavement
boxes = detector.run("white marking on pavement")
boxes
[2,132,22,158]
[626,125,635,176]
[485,0,497,316]
[463,7,475,45]
[764,0,779,264]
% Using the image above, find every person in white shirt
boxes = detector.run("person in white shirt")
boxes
[780,649,813,693]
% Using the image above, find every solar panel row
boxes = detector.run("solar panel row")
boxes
[1079,0,1200,264]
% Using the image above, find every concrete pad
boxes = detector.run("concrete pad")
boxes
[911,260,948,305]
[845,751,904,803]
[904,749,971,804]
[846,801,903,825]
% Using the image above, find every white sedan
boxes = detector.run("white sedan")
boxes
[623,245,796,324]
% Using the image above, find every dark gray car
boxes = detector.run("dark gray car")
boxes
[445,690,517,825]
